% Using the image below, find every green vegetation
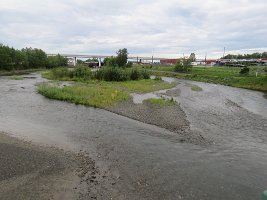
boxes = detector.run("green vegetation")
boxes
[38,84,128,108]
[103,48,128,68]
[44,66,150,82]
[146,97,176,107]
[239,67,249,75]
[138,65,267,92]
[95,67,150,81]
[0,68,44,76]
[191,85,203,91]
[174,59,192,73]
[221,52,267,59]
[0,43,67,71]
[112,79,176,93]
[8,75,24,80]
[38,79,176,108]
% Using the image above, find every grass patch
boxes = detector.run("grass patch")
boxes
[191,85,203,91]
[0,69,44,76]
[146,97,176,107]
[147,66,267,92]
[111,79,176,93]
[38,84,129,108]
[38,78,177,108]
[8,75,24,80]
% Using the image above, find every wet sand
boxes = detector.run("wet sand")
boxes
[0,132,99,200]
[108,99,206,144]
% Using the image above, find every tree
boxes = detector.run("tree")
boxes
[76,59,83,65]
[22,48,47,68]
[46,54,67,68]
[189,53,196,62]
[116,48,128,67]
[174,59,192,73]
[104,56,117,67]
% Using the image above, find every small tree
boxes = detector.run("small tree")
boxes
[104,56,117,67]
[239,67,250,75]
[174,59,192,73]
[116,48,128,67]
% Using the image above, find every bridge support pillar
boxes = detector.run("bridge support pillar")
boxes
[74,57,77,66]
[98,58,102,67]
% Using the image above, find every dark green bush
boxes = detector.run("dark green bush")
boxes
[95,67,129,81]
[51,67,71,78]
[125,62,133,68]
[141,69,150,79]
[239,67,250,75]
[130,68,140,80]
[174,59,192,73]
[73,66,92,79]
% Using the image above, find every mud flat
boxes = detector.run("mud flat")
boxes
[108,98,206,144]
[0,132,99,200]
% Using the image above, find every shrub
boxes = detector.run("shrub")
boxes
[125,62,133,68]
[239,67,250,75]
[95,67,129,81]
[130,68,140,80]
[73,66,92,79]
[51,67,71,79]
[141,69,150,79]
[174,59,192,73]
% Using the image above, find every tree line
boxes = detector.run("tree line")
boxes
[221,52,267,59]
[0,43,67,71]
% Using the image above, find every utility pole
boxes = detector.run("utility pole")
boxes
[223,47,226,58]
[152,48,154,64]
[205,52,207,66]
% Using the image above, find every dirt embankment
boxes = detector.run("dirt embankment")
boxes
[0,132,99,200]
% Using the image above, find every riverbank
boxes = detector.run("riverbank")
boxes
[0,132,99,200]
[0,69,45,76]
[108,98,206,144]
[139,65,267,92]
[38,80,207,144]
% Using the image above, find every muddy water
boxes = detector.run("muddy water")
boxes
[0,73,267,200]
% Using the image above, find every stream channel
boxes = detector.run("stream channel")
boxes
[0,73,266,199]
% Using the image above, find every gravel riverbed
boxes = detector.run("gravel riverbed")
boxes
[0,132,100,200]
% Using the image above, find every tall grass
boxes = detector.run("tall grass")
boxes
[45,66,150,82]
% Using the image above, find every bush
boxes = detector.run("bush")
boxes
[174,59,192,73]
[141,69,150,79]
[125,62,133,68]
[51,67,71,79]
[73,66,92,79]
[94,67,150,81]
[95,67,129,81]
[239,67,250,75]
[130,68,140,80]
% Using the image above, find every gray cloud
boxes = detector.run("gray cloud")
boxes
[0,0,266,58]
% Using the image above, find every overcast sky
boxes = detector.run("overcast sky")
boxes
[1,0,267,58]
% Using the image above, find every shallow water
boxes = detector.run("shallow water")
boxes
[0,73,266,199]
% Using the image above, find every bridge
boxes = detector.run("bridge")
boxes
[47,53,176,66]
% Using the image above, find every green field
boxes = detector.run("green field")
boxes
[138,65,267,92]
